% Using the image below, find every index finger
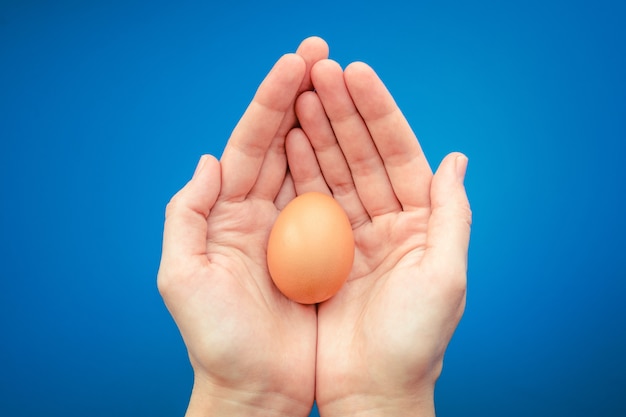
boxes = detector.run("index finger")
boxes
[219,53,306,201]
[344,62,433,211]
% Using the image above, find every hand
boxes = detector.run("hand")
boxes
[157,37,328,417]
[286,59,472,416]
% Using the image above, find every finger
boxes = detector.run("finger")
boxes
[247,133,289,201]
[424,153,472,291]
[295,36,330,92]
[276,36,330,133]
[159,155,221,290]
[294,91,370,227]
[311,59,401,218]
[248,38,330,201]
[219,54,306,201]
[285,127,331,195]
[274,170,296,210]
[344,62,433,211]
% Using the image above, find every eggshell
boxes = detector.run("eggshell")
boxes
[267,192,354,304]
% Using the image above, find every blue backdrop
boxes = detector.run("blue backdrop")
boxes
[1,1,625,416]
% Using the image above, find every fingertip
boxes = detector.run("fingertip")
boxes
[266,53,306,89]
[296,36,330,57]
[343,61,396,118]
[295,90,320,120]
[344,61,378,86]
[188,154,221,216]
[306,35,329,47]
[295,89,317,105]
[279,52,307,74]
[344,61,372,75]
[432,152,471,212]
[311,58,342,82]
[453,153,468,184]
[296,37,330,91]
[192,154,210,178]
[285,128,306,158]
[437,152,466,181]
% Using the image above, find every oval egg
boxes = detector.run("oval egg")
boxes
[267,192,354,304]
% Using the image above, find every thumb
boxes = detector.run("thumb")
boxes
[425,152,472,283]
[159,155,221,286]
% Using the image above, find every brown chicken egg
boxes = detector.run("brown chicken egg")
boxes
[267,192,355,304]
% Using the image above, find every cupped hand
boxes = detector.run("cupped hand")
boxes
[286,59,472,417]
[157,37,328,417]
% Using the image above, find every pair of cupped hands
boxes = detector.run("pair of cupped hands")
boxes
[157,37,472,417]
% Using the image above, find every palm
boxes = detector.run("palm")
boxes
[350,210,429,280]
[184,197,317,396]
[316,209,464,406]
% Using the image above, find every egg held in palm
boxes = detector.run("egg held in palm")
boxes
[267,192,355,304]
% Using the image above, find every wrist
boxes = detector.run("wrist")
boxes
[317,389,436,417]
[186,374,313,417]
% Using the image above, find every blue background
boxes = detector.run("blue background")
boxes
[1,0,625,416]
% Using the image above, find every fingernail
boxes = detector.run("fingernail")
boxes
[455,155,468,184]
[193,155,209,178]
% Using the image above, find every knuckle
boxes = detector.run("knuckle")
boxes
[156,269,172,298]
[444,269,468,299]
[461,201,473,228]
[430,261,468,301]
[164,193,182,219]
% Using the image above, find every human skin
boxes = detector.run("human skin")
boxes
[286,59,472,417]
[158,36,471,417]
[157,37,329,417]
